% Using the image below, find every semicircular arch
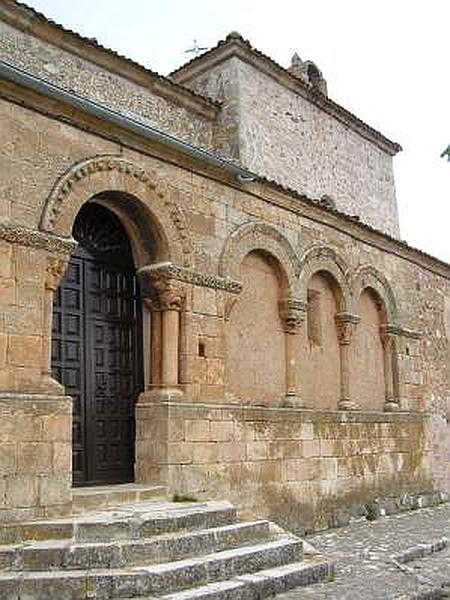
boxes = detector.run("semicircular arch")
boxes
[351,265,398,323]
[297,244,353,312]
[219,221,300,295]
[40,154,192,268]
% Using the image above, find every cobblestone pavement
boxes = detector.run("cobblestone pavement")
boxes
[277,503,450,599]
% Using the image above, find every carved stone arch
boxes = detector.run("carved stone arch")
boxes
[352,265,398,324]
[40,154,193,267]
[219,221,300,296]
[298,244,353,312]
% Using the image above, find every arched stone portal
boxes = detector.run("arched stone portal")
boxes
[52,202,145,485]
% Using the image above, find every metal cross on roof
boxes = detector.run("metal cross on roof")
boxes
[184,39,208,57]
[440,145,450,162]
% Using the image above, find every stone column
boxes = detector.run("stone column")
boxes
[160,288,183,387]
[335,312,359,410]
[142,298,162,386]
[41,256,68,394]
[380,324,400,411]
[151,309,162,385]
[137,265,185,402]
[279,298,307,407]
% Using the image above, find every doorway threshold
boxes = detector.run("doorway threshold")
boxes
[72,483,166,514]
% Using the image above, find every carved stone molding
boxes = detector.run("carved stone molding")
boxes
[380,323,422,340]
[138,262,242,295]
[335,312,360,345]
[279,298,307,334]
[0,221,76,255]
[40,155,193,267]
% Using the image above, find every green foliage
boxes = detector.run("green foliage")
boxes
[172,493,198,503]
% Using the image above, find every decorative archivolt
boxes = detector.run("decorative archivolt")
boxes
[297,243,353,312]
[219,221,300,295]
[39,155,193,267]
[351,264,398,324]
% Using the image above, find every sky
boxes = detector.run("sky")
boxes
[25,0,450,263]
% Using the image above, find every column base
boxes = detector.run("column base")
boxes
[138,386,184,405]
[40,373,66,395]
[384,400,401,412]
[281,394,305,408]
[338,399,359,411]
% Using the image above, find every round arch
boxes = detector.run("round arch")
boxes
[351,265,398,324]
[219,221,300,296]
[40,154,193,268]
[297,244,353,312]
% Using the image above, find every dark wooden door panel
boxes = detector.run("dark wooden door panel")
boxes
[51,203,143,486]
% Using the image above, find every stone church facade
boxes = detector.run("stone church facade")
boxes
[0,1,449,530]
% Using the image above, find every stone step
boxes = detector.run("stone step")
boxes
[0,500,236,546]
[161,556,334,599]
[142,536,303,595]
[76,501,237,544]
[0,520,271,571]
[72,484,166,514]
[0,537,304,599]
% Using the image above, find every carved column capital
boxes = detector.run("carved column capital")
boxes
[335,312,359,345]
[380,324,396,349]
[279,298,307,334]
[138,263,186,312]
[45,257,68,291]
[157,278,185,311]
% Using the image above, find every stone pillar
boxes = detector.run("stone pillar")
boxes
[161,306,180,386]
[137,265,185,402]
[335,312,359,410]
[279,298,307,407]
[151,309,162,385]
[143,300,162,386]
[380,324,400,411]
[41,256,69,394]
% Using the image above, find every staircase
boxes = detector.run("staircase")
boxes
[0,493,333,599]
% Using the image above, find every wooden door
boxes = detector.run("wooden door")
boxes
[51,203,143,486]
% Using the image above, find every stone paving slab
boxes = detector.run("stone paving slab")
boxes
[276,503,450,599]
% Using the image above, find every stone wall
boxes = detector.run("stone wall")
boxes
[0,394,72,523]
[225,251,285,405]
[178,58,401,238]
[301,273,341,409]
[138,402,431,531]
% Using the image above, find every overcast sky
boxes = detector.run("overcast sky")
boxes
[25,0,450,263]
